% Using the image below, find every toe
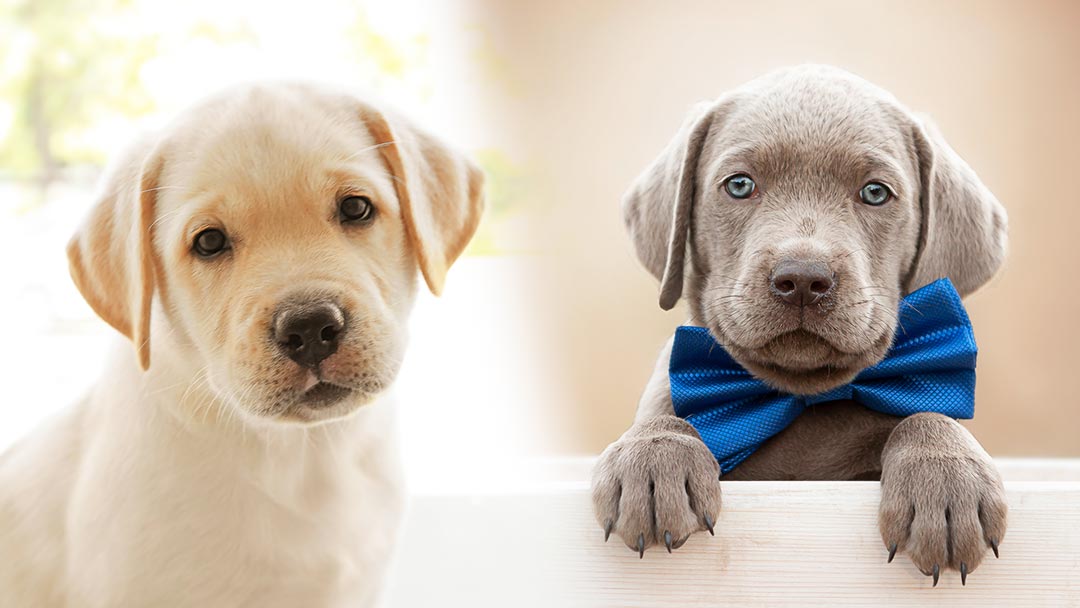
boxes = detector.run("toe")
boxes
[652,472,700,551]
[616,471,656,552]
[591,478,621,540]
[948,499,986,573]
[685,451,721,533]
[590,445,624,538]
[878,495,913,561]
[978,493,1008,559]
[906,501,949,578]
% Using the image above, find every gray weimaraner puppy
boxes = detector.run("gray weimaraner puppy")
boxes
[593,65,1007,586]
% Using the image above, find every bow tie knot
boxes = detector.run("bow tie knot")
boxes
[669,278,977,474]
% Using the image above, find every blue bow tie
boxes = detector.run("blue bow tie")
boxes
[669,278,977,475]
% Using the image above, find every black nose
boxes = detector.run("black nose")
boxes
[273,301,345,369]
[769,259,835,306]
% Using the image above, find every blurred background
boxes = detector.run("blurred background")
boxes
[0,0,557,489]
[1,0,1077,493]
[473,0,1080,457]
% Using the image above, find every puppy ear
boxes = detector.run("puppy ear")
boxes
[905,117,1008,296]
[358,104,484,295]
[622,102,717,310]
[67,138,164,370]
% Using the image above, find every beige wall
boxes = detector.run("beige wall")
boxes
[475,0,1080,456]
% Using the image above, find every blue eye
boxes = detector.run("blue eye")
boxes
[724,174,756,199]
[859,182,891,205]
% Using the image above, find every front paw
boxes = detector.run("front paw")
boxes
[591,415,721,556]
[878,413,1007,586]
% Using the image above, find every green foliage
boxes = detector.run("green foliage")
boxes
[467,148,533,256]
[0,0,157,181]
[0,1,527,255]
[473,148,529,221]
[345,10,433,101]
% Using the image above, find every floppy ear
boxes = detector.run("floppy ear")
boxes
[67,138,164,370]
[358,104,485,295]
[622,102,718,310]
[905,117,1008,296]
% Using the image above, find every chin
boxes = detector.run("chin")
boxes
[719,328,892,396]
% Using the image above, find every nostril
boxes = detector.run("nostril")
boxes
[285,333,304,351]
[320,325,340,343]
[770,259,834,306]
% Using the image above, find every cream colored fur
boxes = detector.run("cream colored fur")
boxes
[0,82,483,607]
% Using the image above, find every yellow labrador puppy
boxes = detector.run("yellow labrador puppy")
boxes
[0,84,483,607]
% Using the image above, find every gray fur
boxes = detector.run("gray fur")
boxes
[594,65,1008,581]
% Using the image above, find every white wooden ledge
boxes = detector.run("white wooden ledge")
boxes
[385,459,1080,607]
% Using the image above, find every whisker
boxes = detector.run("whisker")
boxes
[341,140,397,162]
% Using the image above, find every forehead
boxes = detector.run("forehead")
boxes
[156,88,397,218]
[708,74,912,179]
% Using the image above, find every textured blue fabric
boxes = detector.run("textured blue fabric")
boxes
[669,278,977,475]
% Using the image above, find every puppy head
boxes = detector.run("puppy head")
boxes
[67,83,483,423]
[625,65,1006,395]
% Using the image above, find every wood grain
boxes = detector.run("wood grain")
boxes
[384,461,1080,607]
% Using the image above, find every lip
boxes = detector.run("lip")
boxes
[298,381,354,408]
[762,329,861,362]
[716,325,877,371]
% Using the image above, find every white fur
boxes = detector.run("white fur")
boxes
[0,325,403,607]
[0,83,483,607]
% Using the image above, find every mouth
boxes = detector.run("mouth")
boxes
[733,330,856,373]
[759,329,865,367]
[707,282,899,394]
[298,380,355,408]
[717,327,890,395]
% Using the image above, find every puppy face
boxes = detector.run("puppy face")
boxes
[625,66,1006,395]
[689,74,921,392]
[154,93,416,422]
[68,84,484,424]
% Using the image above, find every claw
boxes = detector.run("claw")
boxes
[603,520,613,543]
[664,531,673,553]
[960,562,968,586]
[931,564,940,587]
[637,534,645,559]
[704,513,715,536]
[672,534,689,550]
[990,538,999,558]
[887,543,897,563]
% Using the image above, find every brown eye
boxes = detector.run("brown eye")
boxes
[859,182,892,206]
[193,228,228,258]
[339,195,375,223]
